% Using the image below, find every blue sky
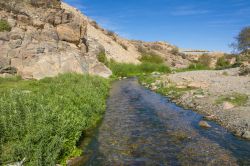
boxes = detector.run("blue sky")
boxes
[64,0,250,52]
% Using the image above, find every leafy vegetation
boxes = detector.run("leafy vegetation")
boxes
[216,56,231,69]
[197,54,212,67]
[232,26,250,53]
[175,63,210,72]
[216,93,248,106]
[0,74,110,165]
[110,61,170,77]
[97,51,109,66]
[139,52,164,64]
[0,19,11,32]
[96,51,170,77]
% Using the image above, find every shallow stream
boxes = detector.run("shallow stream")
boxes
[75,78,250,166]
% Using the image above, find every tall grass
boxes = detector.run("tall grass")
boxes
[110,62,170,77]
[0,74,110,165]
[175,63,210,72]
[139,52,164,64]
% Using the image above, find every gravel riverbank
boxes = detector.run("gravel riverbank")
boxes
[141,68,250,139]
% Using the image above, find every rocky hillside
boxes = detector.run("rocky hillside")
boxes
[0,0,189,79]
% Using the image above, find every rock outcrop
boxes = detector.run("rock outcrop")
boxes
[0,0,189,79]
[0,0,112,79]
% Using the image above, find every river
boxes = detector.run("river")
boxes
[74,78,250,166]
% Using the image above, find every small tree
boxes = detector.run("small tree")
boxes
[233,26,250,53]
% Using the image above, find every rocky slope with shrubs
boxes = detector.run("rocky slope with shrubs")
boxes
[0,0,191,79]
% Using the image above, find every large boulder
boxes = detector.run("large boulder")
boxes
[89,63,112,78]
[56,24,80,43]
[20,51,86,79]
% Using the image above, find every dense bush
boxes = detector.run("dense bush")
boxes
[0,19,11,32]
[139,52,164,64]
[175,63,210,72]
[0,74,110,165]
[109,61,170,77]
[216,56,231,69]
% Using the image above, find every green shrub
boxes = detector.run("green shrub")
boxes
[216,56,231,69]
[188,63,210,70]
[97,51,109,66]
[109,61,170,77]
[175,63,210,72]
[0,74,110,165]
[139,62,170,73]
[139,52,164,64]
[109,62,139,77]
[0,19,11,32]
[197,54,212,67]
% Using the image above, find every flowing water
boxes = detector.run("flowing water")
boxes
[75,78,250,166]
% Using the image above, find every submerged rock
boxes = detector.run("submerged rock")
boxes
[199,120,212,128]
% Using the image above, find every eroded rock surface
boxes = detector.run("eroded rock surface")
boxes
[0,0,112,79]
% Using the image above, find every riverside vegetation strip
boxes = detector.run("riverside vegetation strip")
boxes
[1,51,249,165]
[0,74,110,165]
[0,52,171,165]
[97,51,171,78]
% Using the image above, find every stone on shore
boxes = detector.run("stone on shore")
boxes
[223,102,235,110]
[242,131,250,139]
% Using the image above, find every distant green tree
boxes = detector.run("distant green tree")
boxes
[233,26,250,53]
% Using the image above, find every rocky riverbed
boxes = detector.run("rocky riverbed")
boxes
[141,68,250,140]
[70,78,250,166]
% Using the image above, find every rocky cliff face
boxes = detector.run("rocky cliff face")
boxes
[0,0,189,79]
